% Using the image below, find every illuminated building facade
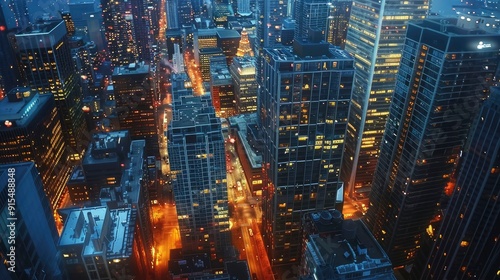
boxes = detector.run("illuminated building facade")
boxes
[60,11,75,36]
[235,28,254,57]
[112,62,159,157]
[342,0,429,198]
[101,0,137,66]
[14,20,86,160]
[260,41,354,269]
[0,88,70,209]
[210,61,235,117]
[411,87,500,279]
[229,56,257,114]
[0,162,64,280]
[167,95,231,260]
[194,29,218,65]
[326,0,352,48]
[199,47,224,82]
[365,18,500,267]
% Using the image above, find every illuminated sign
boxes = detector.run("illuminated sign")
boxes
[477,41,492,49]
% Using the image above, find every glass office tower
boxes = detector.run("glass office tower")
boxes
[365,18,500,267]
[412,86,500,279]
[342,0,429,198]
[260,40,354,269]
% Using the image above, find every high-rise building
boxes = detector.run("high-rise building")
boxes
[0,162,64,280]
[342,0,429,198]
[326,0,352,48]
[259,41,354,269]
[199,48,224,82]
[178,0,194,26]
[112,62,159,157]
[14,20,86,160]
[216,29,241,65]
[411,86,500,279]
[131,0,153,63]
[230,56,257,114]
[0,88,70,210]
[101,0,137,66]
[194,29,218,64]
[365,18,500,267]
[255,0,289,80]
[166,0,179,29]
[256,0,289,49]
[167,95,231,260]
[60,11,75,36]
[0,5,22,95]
[210,61,235,117]
[293,0,331,41]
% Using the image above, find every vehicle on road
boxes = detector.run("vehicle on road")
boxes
[248,228,254,237]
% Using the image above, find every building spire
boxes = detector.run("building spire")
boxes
[236,28,254,57]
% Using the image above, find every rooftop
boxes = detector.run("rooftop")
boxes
[113,61,150,76]
[216,29,241,39]
[303,211,394,278]
[59,206,134,259]
[0,88,49,129]
[118,140,146,205]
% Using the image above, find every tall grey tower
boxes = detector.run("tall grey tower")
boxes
[341,0,429,198]
[167,95,231,260]
[365,18,500,267]
[260,40,354,270]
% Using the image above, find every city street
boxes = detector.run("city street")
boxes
[152,203,181,280]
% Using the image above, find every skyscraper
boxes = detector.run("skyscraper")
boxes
[229,56,257,114]
[326,0,352,48]
[0,88,70,210]
[112,62,159,157]
[260,41,354,269]
[237,0,252,16]
[342,0,429,198]
[166,0,179,29]
[293,0,331,41]
[167,95,231,260]
[365,18,500,267]
[14,20,86,160]
[101,0,137,66]
[0,4,22,94]
[0,162,64,280]
[411,86,500,279]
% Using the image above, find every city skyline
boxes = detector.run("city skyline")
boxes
[1,0,500,279]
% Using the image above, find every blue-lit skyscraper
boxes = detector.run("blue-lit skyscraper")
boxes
[365,18,500,267]
[260,40,354,269]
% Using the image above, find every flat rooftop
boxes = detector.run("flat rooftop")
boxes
[0,88,49,128]
[113,61,150,76]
